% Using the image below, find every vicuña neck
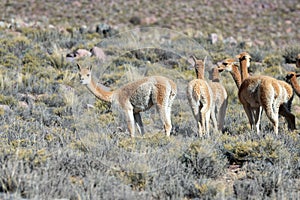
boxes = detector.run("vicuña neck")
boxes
[231,64,242,89]
[240,59,249,82]
[211,68,220,82]
[196,68,205,80]
[87,79,113,102]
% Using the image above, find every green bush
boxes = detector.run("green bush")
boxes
[282,45,300,63]
[181,139,227,178]
[263,54,284,68]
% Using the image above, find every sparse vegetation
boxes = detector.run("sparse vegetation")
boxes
[0,0,299,199]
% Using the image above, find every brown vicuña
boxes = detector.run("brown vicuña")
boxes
[77,64,177,137]
[286,72,300,98]
[187,56,213,136]
[236,52,295,134]
[209,66,228,131]
[219,57,295,133]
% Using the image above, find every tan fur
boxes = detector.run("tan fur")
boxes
[187,79,213,136]
[77,64,177,137]
[236,52,251,82]
[286,72,300,98]
[237,53,295,134]
[211,67,220,82]
[192,56,205,80]
[187,57,213,136]
[209,67,228,131]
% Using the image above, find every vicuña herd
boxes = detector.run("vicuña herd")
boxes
[78,52,300,137]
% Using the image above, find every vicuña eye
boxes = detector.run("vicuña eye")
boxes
[87,74,90,77]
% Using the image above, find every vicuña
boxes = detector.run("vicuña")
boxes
[77,64,177,137]
[187,56,214,136]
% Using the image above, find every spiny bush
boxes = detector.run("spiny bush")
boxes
[180,138,227,179]
[263,54,284,68]
[0,94,17,107]
[222,133,293,165]
[22,48,48,74]
[233,159,299,199]
[282,44,300,63]
[94,99,111,114]
[0,36,31,58]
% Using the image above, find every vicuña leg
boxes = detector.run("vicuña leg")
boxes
[125,109,136,137]
[134,113,145,135]
[210,106,218,131]
[205,109,211,136]
[242,104,255,132]
[260,86,279,135]
[279,105,296,130]
[192,106,202,136]
[156,104,172,137]
[253,107,263,133]
[218,99,228,131]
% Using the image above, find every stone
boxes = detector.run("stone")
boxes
[90,47,106,62]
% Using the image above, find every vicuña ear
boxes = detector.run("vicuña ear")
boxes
[236,54,241,59]
[187,56,196,67]
[286,73,293,80]
[88,65,93,71]
[77,63,81,70]
[191,55,197,63]
[203,56,207,68]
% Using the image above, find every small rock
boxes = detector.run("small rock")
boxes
[96,23,112,37]
[224,36,237,45]
[66,49,92,59]
[0,104,11,112]
[79,25,88,34]
[293,105,300,113]
[141,16,158,25]
[18,101,29,109]
[0,21,8,28]
[129,16,141,25]
[86,104,95,109]
[210,33,218,44]
[90,47,106,62]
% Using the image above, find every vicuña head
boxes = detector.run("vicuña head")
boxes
[79,65,92,85]
[218,58,242,89]
[190,55,206,80]
[77,63,177,137]
[286,71,300,98]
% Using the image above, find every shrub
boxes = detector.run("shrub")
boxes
[222,134,291,165]
[263,54,284,68]
[180,139,227,178]
[0,94,17,107]
[282,45,300,63]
